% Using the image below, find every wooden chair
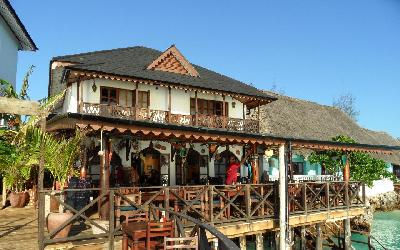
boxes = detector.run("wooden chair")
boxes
[163,236,198,250]
[115,191,143,225]
[145,220,175,250]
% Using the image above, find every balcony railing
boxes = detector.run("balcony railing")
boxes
[81,103,259,133]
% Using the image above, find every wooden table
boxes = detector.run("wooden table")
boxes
[122,221,147,250]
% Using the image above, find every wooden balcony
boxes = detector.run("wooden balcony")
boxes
[81,102,259,133]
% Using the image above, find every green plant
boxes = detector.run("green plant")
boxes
[309,135,395,187]
[45,131,82,188]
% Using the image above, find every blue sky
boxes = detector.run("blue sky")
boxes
[12,0,400,138]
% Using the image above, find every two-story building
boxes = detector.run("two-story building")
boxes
[48,45,277,187]
[44,45,400,250]
[0,0,37,87]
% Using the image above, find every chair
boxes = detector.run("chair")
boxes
[145,220,175,250]
[163,236,198,250]
[115,191,143,225]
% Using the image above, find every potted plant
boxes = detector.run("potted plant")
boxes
[45,131,81,238]
[0,129,39,208]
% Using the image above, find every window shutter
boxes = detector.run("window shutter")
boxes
[147,90,150,108]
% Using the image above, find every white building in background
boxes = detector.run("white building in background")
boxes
[0,0,37,88]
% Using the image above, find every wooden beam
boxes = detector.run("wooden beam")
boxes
[0,97,40,116]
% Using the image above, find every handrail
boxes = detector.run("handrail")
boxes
[81,102,259,133]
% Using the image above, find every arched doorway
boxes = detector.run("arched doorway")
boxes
[176,148,204,185]
[214,150,239,184]
[141,146,161,186]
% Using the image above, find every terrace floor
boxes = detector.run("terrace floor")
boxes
[0,206,121,250]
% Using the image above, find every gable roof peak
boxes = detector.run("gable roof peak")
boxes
[147,45,200,77]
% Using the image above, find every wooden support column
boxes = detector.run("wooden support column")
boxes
[344,219,352,250]
[278,143,289,250]
[274,231,280,250]
[195,91,198,126]
[222,95,226,128]
[300,226,307,250]
[316,223,323,250]
[343,154,350,182]
[134,82,139,120]
[251,148,259,184]
[38,117,46,250]
[256,233,263,250]
[99,136,110,219]
[239,236,246,250]
[257,101,260,132]
[76,78,81,113]
[168,86,172,122]
[1,179,6,207]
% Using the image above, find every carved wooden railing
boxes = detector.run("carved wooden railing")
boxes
[38,182,365,248]
[81,103,259,133]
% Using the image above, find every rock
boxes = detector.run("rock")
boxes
[351,191,400,232]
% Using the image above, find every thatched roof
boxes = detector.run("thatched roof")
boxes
[260,91,400,165]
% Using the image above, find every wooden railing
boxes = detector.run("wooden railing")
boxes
[81,103,259,133]
[38,181,365,248]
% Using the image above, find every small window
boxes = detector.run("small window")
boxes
[101,87,118,105]
[133,90,150,108]
[190,98,229,116]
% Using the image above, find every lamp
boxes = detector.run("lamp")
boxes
[92,79,97,92]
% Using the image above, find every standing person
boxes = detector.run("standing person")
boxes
[225,156,240,185]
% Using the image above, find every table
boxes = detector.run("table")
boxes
[122,221,147,250]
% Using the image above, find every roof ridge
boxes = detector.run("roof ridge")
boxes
[52,45,161,61]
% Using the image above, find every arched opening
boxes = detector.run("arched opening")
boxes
[176,148,205,185]
[214,150,239,184]
[140,146,161,186]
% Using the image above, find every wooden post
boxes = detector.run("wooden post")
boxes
[343,154,350,182]
[109,189,115,250]
[344,219,352,250]
[274,231,280,250]
[300,226,307,250]
[257,101,260,132]
[278,143,289,249]
[222,95,226,128]
[316,223,323,250]
[76,78,81,113]
[168,86,172,123]
[38,117,46,250]
[195,91,198,126]
[251,153,259,184]
[1,179,6,207]
[239,236,246,250]
[256,233,263,250]
[100,136,110,219]
[134,82,139,120]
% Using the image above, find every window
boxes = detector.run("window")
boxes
[101,87,118,105]
[292,162,304,175]
[394,165,400,179]
[133,91,150,108]
[190,98,228,116]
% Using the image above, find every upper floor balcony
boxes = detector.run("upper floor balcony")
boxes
[81,102,260,133]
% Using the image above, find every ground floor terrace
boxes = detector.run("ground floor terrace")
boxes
[40,113,398,249]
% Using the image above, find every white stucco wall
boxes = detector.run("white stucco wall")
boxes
[364,179,394,197]
[0,16,19,87]
[65,79,246,119]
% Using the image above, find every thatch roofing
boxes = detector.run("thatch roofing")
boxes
[260,91,400,165]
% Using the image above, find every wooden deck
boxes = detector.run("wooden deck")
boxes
[0,206,121,250]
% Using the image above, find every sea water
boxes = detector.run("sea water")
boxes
[368,210,400,249]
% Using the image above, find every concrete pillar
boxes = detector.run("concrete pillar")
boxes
[316,223,323,250]
[278,143,289,249]
[344,219,352,250]
[239,236,246,250]
[300,226,307,250]
[256,233,263,250]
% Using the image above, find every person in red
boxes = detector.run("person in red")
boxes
[225,156,241,185]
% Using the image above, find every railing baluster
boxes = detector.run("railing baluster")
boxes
[109,189,115,250]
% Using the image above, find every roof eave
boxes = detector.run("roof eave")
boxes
[1,0,38,51]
